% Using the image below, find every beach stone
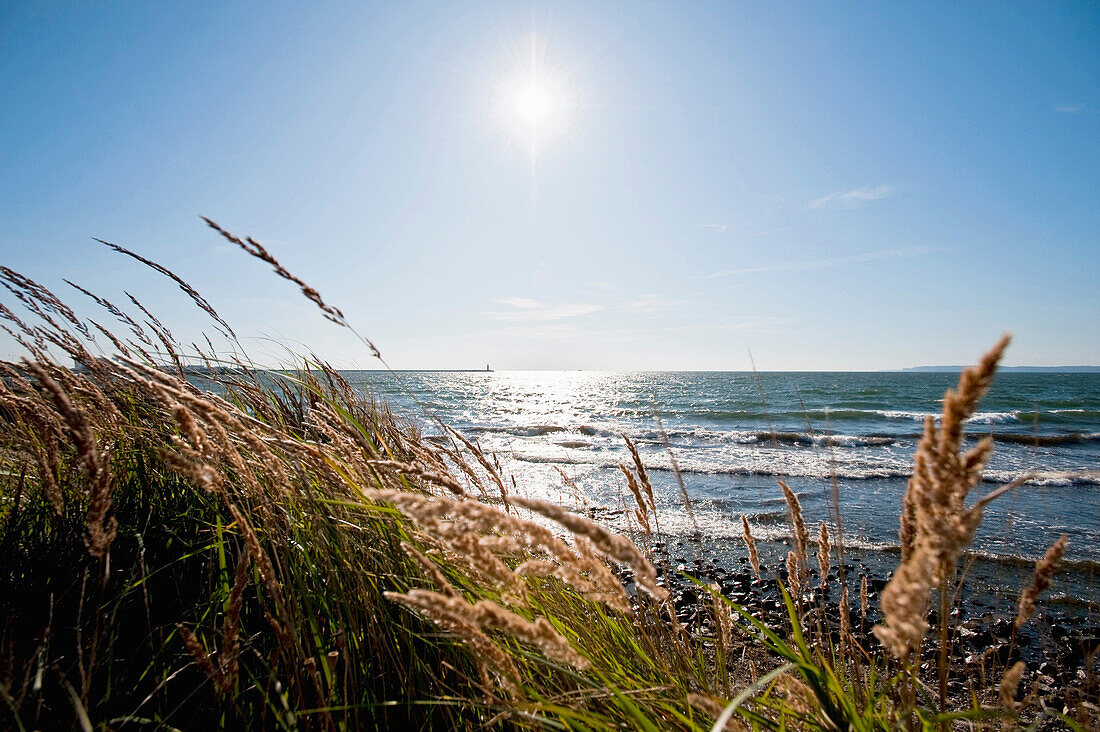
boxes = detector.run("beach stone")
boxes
[1064,635,1100,666]
[990,643,1021,665]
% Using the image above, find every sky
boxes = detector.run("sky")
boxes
[1,2,1097,370]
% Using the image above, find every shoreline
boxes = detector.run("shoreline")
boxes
[655,544,1100,686]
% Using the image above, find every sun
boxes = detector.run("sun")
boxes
[493,33,572,165]
[514,81,555,126]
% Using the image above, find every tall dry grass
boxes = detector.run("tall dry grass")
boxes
[0,223,1094,730]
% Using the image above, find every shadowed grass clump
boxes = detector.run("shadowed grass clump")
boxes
[0,224,1095,731]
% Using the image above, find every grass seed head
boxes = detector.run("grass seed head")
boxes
[780,480,809,582]
[817,521,831,591]
[741,515,761,578]
[1015,534,1068,629]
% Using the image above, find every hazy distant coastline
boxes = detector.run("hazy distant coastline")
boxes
[900,365,1100,373]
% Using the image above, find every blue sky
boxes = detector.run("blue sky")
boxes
[1,2,1097,370]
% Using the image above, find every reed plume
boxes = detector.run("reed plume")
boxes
[402,542,458,598]
[363,459,467,496]
[202,219,386,358]
[816,521,830,592]
[620,463,653,536]
[998,660,1025,719]
[224,502,294,643]
[94,238,236,338]
[218,551,251,695]
[0,378,67,515]
[780,480,809,584]
[25,361,117,558]
[1014,534,1067,629]
[859,575,868,621]
[838,584,852,654]
[386,589,589,671]
[446,428,508,505]
[872,544,936,660]
[709,582,733,660]
[384,590,521,698]
[775,673,819,723]
[509,495,667,602]
[178,624,224,694]
[366,488,631,612]
[741,515,761,578]
[874,336,1012,666]
[688,693,750,731]
[786,551,802,601]
[623,434,655,509]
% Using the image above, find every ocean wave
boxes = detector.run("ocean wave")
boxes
[655,428,896,448]
[745,431,899,447]
[506,450,914,481]
[483,424,569,436]
[873,409,1020,424]
[668,426,1097,448]
[504,447,1100,486]
[471,422,1100,453]
[807,433,895,447]
[477,423,607,438]
[966,411,1021,424]
[990,432,1100,445]
[872,409,936,421]
[985,469,1100,486]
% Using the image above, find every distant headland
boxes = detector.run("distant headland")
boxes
[900,365,1100,373]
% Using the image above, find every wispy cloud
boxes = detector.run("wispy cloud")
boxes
[702,246,936,279]
[699,223,729,232]
[487,287,678,326]
[810,184,896,209]
[487,298,602,322]
[1053,103,1085,114]
[497,296,541,310]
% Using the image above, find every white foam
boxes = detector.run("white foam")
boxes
[500,440,914,482]
[873,409,935,421]
[965,411,1020,425]
[985,469,1100,486]
[811,434,895,447]
[871,409,1020,424]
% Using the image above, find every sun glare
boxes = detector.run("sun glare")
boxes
[493,33,572,165]
[514,82,555,125]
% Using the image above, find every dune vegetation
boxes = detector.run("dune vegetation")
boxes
[0,223,1095,730]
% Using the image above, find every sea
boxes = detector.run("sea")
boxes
[346,369,1100,615]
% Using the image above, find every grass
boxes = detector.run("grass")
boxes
[0,225,1096,730]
